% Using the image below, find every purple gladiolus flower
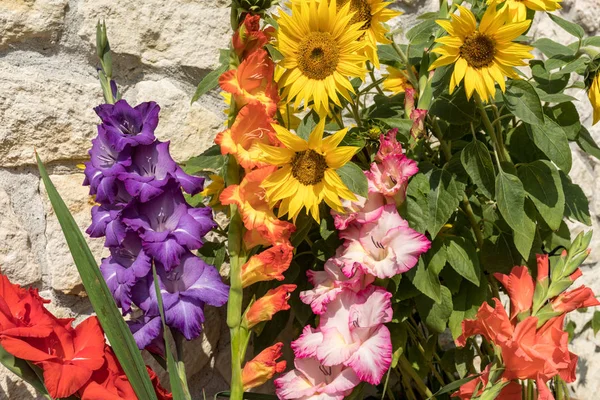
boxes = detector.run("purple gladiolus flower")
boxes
[95,100,159,151]
[100,232,152,313]
[119,141,205,202]
[128,313,164,354]
[122,185,216,270]
[131,252,229,340]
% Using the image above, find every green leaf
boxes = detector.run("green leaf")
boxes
[183,145,227,174]
[0,345,49,396]
[407,19,437,45]
[297,111,320,141]
[532,38,576,58]
[548,13,585,39]
[215,391,279,399]
[549,102,581,141]
[560,171,591,226]
[517,160,565,230]
[36,154,158,400]
[496,168,535,260]
[534,89,577,104]
[337,162,368,197]
[526,118,572,172]
[481,233,523,274]
[415,286,453,334]
[502,80,544,125]
[198,240,227,270]
[460,140,495,198]
[377,44,402,64]
[191,64,228,104]
[449,281,488,339]
[409,259,441,303]
[577,126,600,161]
[592,311,600,336]
[430,87,476,124]
[152,264,191,400]
[429,374,481,399]
[428,169,460,237]
[445,237,480,286]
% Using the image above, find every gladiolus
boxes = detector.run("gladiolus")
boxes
[494,266,534,320]
[241,243,294,288]
[245,284,296,328]
[242,343,287,390]
[550,286,600,313]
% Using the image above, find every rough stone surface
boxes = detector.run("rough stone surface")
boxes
[0,0,600,398]
[0,0,68,49]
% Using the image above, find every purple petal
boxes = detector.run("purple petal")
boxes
[174,167,205,196]
[143,237,186,271]
[165,296,205,340]
[128,314,163,351]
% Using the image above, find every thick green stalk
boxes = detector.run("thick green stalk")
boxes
[474,94,510,164]
[397,354,434,399]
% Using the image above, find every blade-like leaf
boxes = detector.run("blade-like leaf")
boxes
[152,264,191,400]
[36,153,158,400]
[429,374,481,398]
[0,345,49,397]
[191,64,228,104]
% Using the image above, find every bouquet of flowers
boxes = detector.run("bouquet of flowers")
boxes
[3,0,600,399]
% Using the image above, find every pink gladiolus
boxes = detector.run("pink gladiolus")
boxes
[338,204,430,279]
[376,129,404,162]
[365,155,418,205]
[332,190,387,231]
[274,357,359,400]
[410,109,427,138]
[292,287,393,385]
[300,257,375,315]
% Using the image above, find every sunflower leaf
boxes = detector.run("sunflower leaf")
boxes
[548,13,585,39]
[503,80,544,126]
[337,162,368,197]
[525,118,572,172]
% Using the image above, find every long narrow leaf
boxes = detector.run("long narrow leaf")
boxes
[152,263,191,400]
[0,344,49,398]
[36,153,158,400]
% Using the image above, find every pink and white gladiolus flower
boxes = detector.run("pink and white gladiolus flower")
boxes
[292,287,393,385]
[331,190,388,231]
[299,257,375,315]
[365,154,418,205]
[338,204,430,279]
[274,357,360,400]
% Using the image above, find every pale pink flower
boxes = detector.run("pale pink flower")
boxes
[274,357,359,400]
[376,129,404,162]
[299,257,375,315]
[331,190,388,231]
[410,109,427,138]
[292,287,393,385]
[365,155,418,205]
[338,204,430,279]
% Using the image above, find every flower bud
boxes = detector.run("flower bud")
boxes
[245,284,296,329]
[242,342,286,390]
[241,243,293,288]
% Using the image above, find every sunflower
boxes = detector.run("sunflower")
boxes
[429,5,534,101]
[275,0,367,114]
[588,73,600,125]
[337,0,401,69]
[488,0,562,22]
[258,119,359,222]
[383,66,413,95]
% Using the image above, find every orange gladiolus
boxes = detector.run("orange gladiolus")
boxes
[452,365,521,400]
[232,14,274,60]
[550,286,600,313]
[241,342,286,390]
[219,49,279,117]
[241,243,294,288]
[214,103,280,170]
[536,253,549,283]
[245,284,296,329]
[220,167,296,248]
[493,266,534,320]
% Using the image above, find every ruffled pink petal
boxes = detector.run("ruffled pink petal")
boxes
[346,325,392,385]
[291,325,323,359]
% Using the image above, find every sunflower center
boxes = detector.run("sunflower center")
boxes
[339,0,372,30]
[460,33,496,69]
[297,32,340,80]
[291,149,328,185]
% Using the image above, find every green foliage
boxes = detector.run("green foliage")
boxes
[337,162,369,197]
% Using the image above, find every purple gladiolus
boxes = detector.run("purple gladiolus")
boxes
[83,96,228,350]
[94,100,159,151]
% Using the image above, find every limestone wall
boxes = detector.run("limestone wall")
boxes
[0,0,599,398]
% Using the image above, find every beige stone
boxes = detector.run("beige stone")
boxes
[0,189,42,285]
[126,78,223,162]
[0,0,68,49]
[40,172,108,294]
[77,0,231,71]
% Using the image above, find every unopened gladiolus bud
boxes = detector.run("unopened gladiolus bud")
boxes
[245,284,296,328]
[569,268,583,281]
[410,109,427,138]
[242,342,286,390]
[536,254,549,283]
[241,243,293,288]
[550,286,600,313]
[404,86,417,116]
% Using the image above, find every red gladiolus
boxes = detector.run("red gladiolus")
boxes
[242,342,286,390]
[232,14,273,60]
[536,254,549,283]
[550,286,600,313]
[245,284,296,328]
[493,266,534,320]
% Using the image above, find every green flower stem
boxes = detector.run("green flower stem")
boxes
[491,104,512,163]
[349,97,363,128]
[391,42,419,89]
[474,94,509,164]
[368,62,385,96]
[461,194,484,248]
[397,354,434,399]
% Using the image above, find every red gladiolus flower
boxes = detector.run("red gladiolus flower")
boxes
[232,14,273,60]
[452,365,521,400]
[245,284,296,328]
[551,286,600,313]
[242,342,286,390]
[493,266,534,320]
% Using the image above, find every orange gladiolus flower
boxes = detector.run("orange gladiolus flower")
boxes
[219,49,279,117]
[536,253,549,283]
[242,342,287,390]
[241,243,294,288]
[232,14,274,60]
[493,266,534,320]
[550,286,600,313]
[245,284,296,329]
[214,103,280,170]
[220,167,296,248]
